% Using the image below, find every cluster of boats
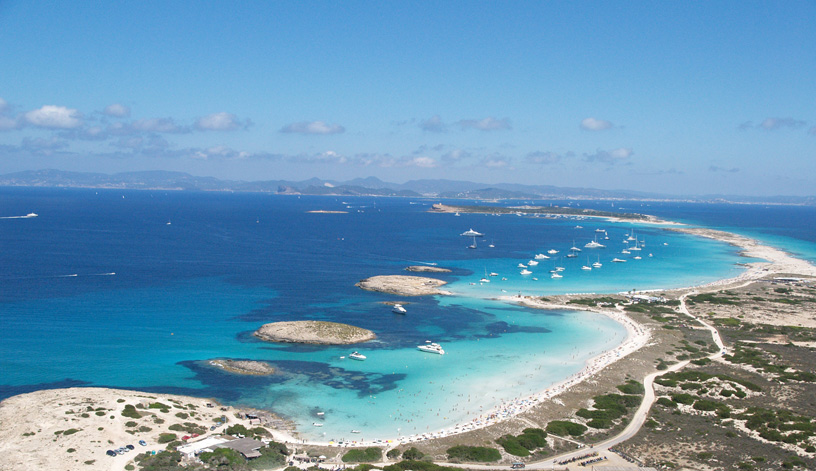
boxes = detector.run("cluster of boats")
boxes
[347,341,445,362]
[467,227,660,283]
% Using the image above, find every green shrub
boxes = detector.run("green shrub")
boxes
[616,380,645,395]
[446,445,501,462]
[157,433,177,444]
[342,448,382,463]
[496,435,529,456]
[122,405,141,419]
[175,412,188,419]
[402,447,424,460]
[671,393,695,405]
[386,449,401,459]
[656,397,677,408]
[63,428,80,436]
[545,421,586,437]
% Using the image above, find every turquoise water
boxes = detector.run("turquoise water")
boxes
[1,189,791,442]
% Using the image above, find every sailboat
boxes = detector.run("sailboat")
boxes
[468,236,477,249]
[592,256,602,268]
[581,257,592,270]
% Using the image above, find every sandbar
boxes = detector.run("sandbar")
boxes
[405,265,452,273]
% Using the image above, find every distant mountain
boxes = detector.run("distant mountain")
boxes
[0,169,812,204]
[437,187,541,200]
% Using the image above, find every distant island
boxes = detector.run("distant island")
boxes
[207,359,275,376]
[1,169,813,205]
[430,202,652,221]
[253,320,376,345]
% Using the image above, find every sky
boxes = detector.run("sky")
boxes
[0,1,814,196]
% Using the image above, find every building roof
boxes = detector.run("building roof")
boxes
[176,436,228,456]
[215,437,265,459]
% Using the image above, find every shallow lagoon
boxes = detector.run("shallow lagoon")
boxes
[0,190,763,440]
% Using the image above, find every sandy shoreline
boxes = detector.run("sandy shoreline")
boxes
[3,220,816,464]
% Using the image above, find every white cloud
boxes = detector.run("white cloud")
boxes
[131,118,188,133]
[420,115,446,132]
[580,117,614,131]
[0,98,7,113]
[457,117,511,131]
[482,157,510,168]
[442,149,470,162]
[759,117,806,130]
[24,105,83,129]
[280,121,345,135]
[409,156,438,168]
[584,147,633,164]
[195,112,247,131]
[103,103,130,118]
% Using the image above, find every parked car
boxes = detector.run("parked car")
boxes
[138,440,147,446]
[106,450,117,457]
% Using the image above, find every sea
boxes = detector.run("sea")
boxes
[1,188,815,442]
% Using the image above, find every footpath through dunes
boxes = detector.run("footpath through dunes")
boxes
[356,274,451,296]
[253,320,376,345]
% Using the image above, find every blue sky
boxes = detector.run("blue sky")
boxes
[0,1,814,196]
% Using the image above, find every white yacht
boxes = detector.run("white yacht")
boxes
[392,304,407,314]
[633,255,642,260]
[569,241,582,252]
[584,239,605,248]
[349,351,367,361]
[595,228,605,233]
[527,260,539,266]
[534,253,550,260]
[592,257,603,268]
[479,277,490,283]
[518,263,527,268]
[489,272,499,277]
[24,213,38,218]
[581,265,592,271]
[520,269,533,275]
[547,249,559,254]
[555,266,565,272]
[417,342,445,355]
[460,228,484,237]
[551,272,563,278]
[612,258,627,263]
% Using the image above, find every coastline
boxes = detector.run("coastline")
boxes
[3,218,816,462]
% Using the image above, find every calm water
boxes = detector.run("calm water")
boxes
[1,188,811,440]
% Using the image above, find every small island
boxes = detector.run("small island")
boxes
[405,265,452,273]
[356,275,450,296]
[208,359,275,376]
[253,320,376,345]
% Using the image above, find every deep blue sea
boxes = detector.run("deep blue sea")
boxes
[1,188,814,441]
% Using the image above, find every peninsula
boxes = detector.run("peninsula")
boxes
[429,202,653,221]
[253,320,376,345]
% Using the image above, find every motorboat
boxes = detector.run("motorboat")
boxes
[489,272,498,277]
[534,253,549,259]
[527,260,539,266]
[520,269,532,275]
[633,255,642,260]
[460,228,484,237]
[547,249,558,254]
[551,272,563,278]
[581,265,592,270]
[612,258,626,263]
[569,241,581,252]
[417,342,445,355]
[566,253,578,258]
[349,351,367,361]
[518,263,527,268]
[392,304,407,314]
[555,266,565,271]
[595,228,605,233]
[479,278,490,283]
